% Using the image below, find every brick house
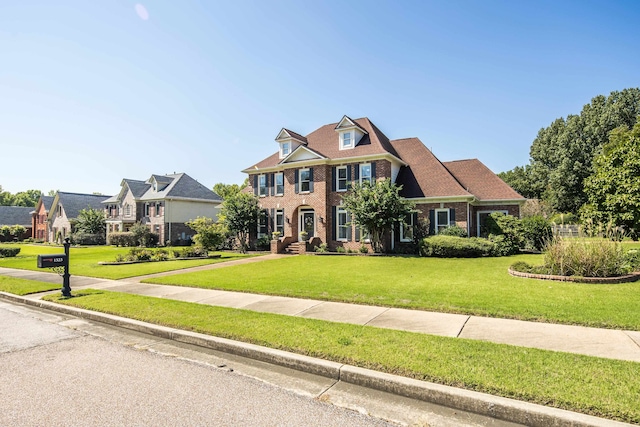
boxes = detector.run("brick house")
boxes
[48,192,112,243]
[242,115,525,253]
[31,195,54,241]
[103,173,222,245]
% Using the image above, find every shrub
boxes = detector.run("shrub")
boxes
[71,232,106,246]
[151,249,170,262]
[173,247,206,258]
[0,247,20,257]
[420,235,495,258]
[521,215,552,252]
[543,238,629,277]
[128,247,153,261]
[624,249,640,272]
[108,232,136,247]
[255,235,271,251]
[314,243,329,253]
[336,246,346,253]
[438,225,468,238]
[486,212,524,255]
[509,261,549,275]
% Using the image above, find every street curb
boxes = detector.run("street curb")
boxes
[0,292,632,427]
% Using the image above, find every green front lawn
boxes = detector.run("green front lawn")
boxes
[44,290,640,424]
[0,276,60,295]
[0,244,252,279]
[146,254,640,330]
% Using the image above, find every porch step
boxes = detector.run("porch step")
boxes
[284,242,304,254]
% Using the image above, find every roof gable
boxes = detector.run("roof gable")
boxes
[244,116,402,171]
[51,192,112,220]
[276,128,308,145]
[280,145,326,164]
[390,138,471,199]
[335,115,368,134]
[443,159,525,201]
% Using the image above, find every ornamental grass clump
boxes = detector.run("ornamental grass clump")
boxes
[543,238,629,277]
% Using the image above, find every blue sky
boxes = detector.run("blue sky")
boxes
[1,0,639,196]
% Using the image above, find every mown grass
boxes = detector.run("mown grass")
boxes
[44,290,640,424]
[0,276,60,295]
[146,253,640,330]
[0,244,252,279]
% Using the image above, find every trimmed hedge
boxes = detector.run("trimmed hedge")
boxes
[108,232,137,247]
[71,232,106,246]
[420,235,495,258]
[0,247,21,257]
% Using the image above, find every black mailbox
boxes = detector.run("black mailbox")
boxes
[37,254,67,268]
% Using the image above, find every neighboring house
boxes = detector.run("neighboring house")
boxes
[103,173,222,245]
[242,115,525,252]
[48,192,112,243]
[31,195,54,241]
[0,206,33,241]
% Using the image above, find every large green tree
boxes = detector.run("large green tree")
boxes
[213,179,249,200]
[220,192,259,253]
[186,216,226,252]
[74,207,106,234]
[502,88,640,213]
[582,122,640,238]
[0,187,42,207]
[341,179,414,253]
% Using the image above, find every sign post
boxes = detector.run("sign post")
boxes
[36,237,72,297]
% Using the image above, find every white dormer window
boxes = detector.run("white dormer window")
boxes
[280,142,291,158]
[341,132,353,149]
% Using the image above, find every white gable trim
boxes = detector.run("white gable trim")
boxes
[280,145,326,164]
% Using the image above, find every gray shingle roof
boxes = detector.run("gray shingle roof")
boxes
[0,206,34,227]
[140,173,222,202]
[106,173,222,203]
[54,192,112,220]
[40,196,54,211]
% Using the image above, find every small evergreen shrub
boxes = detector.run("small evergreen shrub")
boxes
[255,235,271,251]
[521,215,552,251]
[0,247,21,257]
[420,235,495,258]
[336,246,346,253]
[314,243,329,253]
[624,249,640,272]
[438,225,468,238]
[359,244,369,254]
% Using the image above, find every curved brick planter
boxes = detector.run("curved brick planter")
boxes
[508,267,640,284]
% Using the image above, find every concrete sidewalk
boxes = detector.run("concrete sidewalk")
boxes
[1,263,639,362]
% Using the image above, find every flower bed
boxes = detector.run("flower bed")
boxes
[508,267,640,284]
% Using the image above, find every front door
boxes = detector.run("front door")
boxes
[299,209,315,240]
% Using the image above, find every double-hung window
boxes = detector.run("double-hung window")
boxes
[275,209,285,235]
[258,174,268,197]
[337,207,349,241]
[155,202,161,217]
[341,132,353,149]
[281,142,291,157]
[144,203,150,217]
[257,210,268,238]
[400,213,415,242]
[435,209,450,234]
[337,166,348,191]
[275,172,284,196]
[299,169,311,193]
[360,163,372,185]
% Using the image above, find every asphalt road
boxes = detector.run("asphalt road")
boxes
[0,301,393,427]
